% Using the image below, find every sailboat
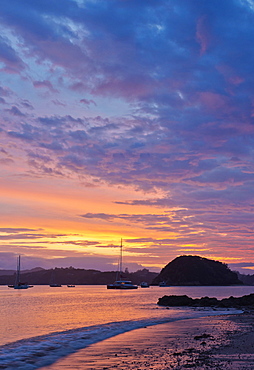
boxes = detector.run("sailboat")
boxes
[107,239,138,289]
[49,269,62,287]
[8,255,33,289]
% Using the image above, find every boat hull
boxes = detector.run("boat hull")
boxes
[8,283,33,289]
[140,282,150,288]
[107,284,138,289]
[49,284,62,287]
[14,285,32,289]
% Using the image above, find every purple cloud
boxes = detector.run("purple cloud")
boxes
[0,36,25,73]
[33,80,58,93]
[80,98,96,106]
[0,228,42,233]
[5,106,25,116]
[51,99,66,106]
[1,0,254,268]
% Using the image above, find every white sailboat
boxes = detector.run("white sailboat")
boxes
[107,239,138,289]
[8,255,33,289]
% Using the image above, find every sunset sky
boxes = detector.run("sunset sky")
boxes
[1,0,254,273]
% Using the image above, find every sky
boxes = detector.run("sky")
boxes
[1,0,254,274]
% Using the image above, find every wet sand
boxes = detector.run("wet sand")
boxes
[210,312,254,369]
[41,311,254,369]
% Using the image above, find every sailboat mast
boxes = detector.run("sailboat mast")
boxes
[15,255,20,286]
[120,239,123,275]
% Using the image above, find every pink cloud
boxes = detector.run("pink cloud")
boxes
[80,98,96,106]
[70,82,86,92]
[196,15,210,55]
[33,80,58,93]
[197,91,231,112]
[216,65,244,87]
[51,99,66,107]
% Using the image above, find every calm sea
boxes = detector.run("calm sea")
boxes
[0,285,253,369]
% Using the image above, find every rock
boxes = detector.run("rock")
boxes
[157,293,254,308]
[194,334,214,340]
[157,295,194,306]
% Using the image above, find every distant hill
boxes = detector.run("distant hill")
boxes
[236,272,254,286]
[0,270,15,276]
[0,267,44,276]
[0,267,158,286]
[152,255,243,286]
[23,267,45,273]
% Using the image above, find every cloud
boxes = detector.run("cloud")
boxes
[33,80,59,93]
[51,99,66,106]
[196,15,210,55]
[0,251,147,272]
[0,86,12,97]
[1,0,254,269]
[0,36,25,73]
[0,228,42,233]
[81,213,115,221]
[20,100,34,110]
[80,98,96,106]
[7,123,37,142]
[5,106,25,116]
[0,234,62,241]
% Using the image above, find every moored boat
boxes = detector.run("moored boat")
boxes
[107,239,138,290]
[159,281,170,287]
[14,283,33,289]
[49,269,62,287]
[49,283,62,287]
[140,281,149,288]
[8,255,33,289]
[107,280,138,289]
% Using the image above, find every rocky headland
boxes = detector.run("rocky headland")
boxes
[152,255,242,286]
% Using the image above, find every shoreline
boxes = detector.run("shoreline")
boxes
[41,310,254,369]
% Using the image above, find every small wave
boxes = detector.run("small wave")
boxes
[0,308,241,369]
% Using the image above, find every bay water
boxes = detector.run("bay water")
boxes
[0,285,253,369]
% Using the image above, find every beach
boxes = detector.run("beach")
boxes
[40,310,254,369]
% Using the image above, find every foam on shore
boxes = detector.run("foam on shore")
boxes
[41,312,254,370]
[0,308,239,369]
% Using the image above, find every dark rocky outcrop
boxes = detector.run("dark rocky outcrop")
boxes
[152,255,242,286]
[157,293,254,307]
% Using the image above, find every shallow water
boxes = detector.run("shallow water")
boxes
[0,285,252,369]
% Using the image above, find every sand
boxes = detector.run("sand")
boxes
[41,311,254,369]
